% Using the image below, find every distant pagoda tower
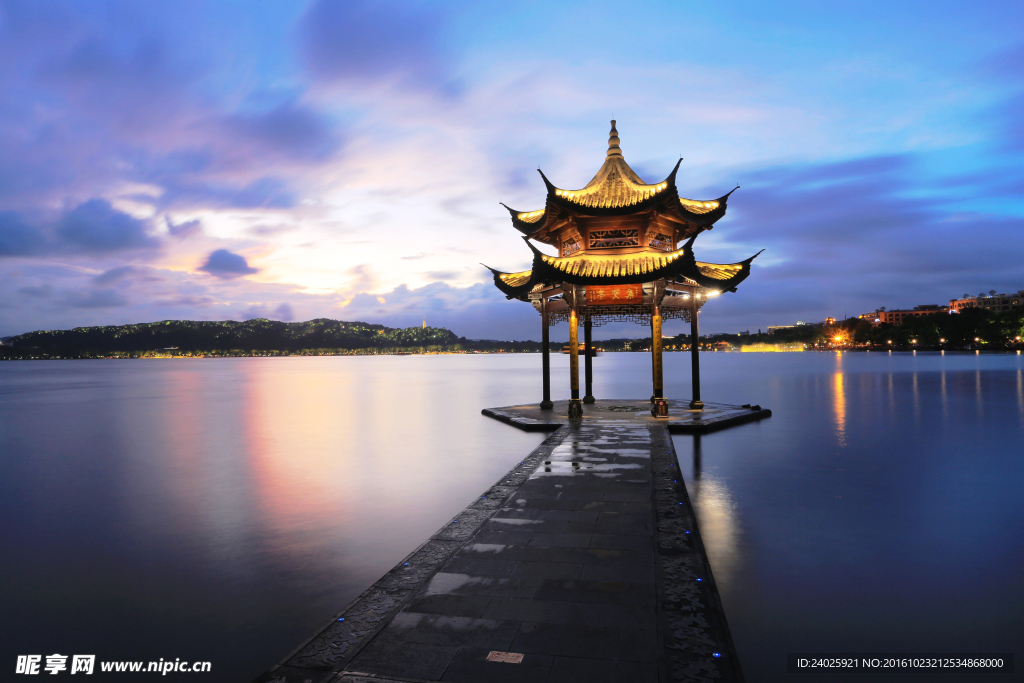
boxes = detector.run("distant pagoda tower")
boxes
[486,121,762,418]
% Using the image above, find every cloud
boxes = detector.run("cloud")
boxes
[678,152,1024,332]
[298,0,453,93]
[92,265,137,285]
[197,249,259,278]
[60,288,128,309]
[240,301,294,321]
[58,199,159,253]
[0,211,46,256]
[166,217,202,239]
[17,284,53,298]
[215,103,342,163]
[156,176,298,210]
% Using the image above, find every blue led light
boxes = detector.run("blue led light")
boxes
[713,652,721,658]
[338,617,345,621]
[696,578,702,581]
[404,563,409,566]
[685,531,690,534]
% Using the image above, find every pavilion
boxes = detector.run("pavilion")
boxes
[485,121,762,418]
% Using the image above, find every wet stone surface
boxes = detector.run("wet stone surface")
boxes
[255,420,740,683]
[483,398,770,434]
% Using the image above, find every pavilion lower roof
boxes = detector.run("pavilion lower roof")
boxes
[487,238,762,300]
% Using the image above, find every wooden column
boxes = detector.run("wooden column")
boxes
[689,296,703,410]
[651,305,668,417]
[540,298,553,410]
[568,308,582,418]
[583,315,595,404]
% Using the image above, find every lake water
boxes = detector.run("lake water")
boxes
[1,352,1022,682]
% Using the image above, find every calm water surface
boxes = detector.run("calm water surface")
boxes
[1,352,1022,682]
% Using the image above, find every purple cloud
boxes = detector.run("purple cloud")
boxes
[60,288,128,309]
[198,249,259,279]
[298,0,454,92]
[0,211,46,256]
[165,217,202,239]
[58,199,159,253]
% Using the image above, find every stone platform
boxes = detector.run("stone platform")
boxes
[483,399,771,434]
[255,413,750,683]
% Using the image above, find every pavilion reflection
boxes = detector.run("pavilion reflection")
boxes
[692,433,702,479]
[685,435,740,590]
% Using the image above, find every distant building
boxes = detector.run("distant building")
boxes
[949,291,1023,313]
[766,321,810,334]
[876,305,948,325]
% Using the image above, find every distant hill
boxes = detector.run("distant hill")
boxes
[0,318,542,358]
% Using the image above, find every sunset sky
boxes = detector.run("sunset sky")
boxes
[1,0,1022,340]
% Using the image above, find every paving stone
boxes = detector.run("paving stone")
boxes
[511,622,658,662]
[404,594,491,618]
[481,597,573,624]
[566,601,658,631]
[253,665,336,683]
[533,579,656,606]
[518,545,652,565]
[464,529,534,546]
[492,508,599,522]
[440,647,554,683]
[380,612,518,650]
[443,556,516,577]
[580,561,655,583]
[525,532,592,548]
[590,533,654,552]
[508,560,584,580]
[547,656,659,683]
[515,497,580,510]
[346,638,458,681]
[575,500,650,514]
[423,572,543,599]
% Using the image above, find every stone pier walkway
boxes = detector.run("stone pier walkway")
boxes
[256,419,743,683]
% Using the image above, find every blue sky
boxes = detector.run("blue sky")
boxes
[1,0,1022,340]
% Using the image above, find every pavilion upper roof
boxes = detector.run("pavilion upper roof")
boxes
[502,121,735,240]
[551,121,669,210]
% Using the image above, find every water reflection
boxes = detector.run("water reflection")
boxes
[685,435,740,591]
[940,370,948,420]
[976,369,984,418]
[692,433,702,479]
[833,367,846,446]
[1018,369,1023,421]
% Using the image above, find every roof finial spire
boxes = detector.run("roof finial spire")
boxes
[607,120,622,158]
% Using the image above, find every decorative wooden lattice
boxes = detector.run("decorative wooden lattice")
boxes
[588,228,639,249]
[546,304,694,326]
[647,232,673,251]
